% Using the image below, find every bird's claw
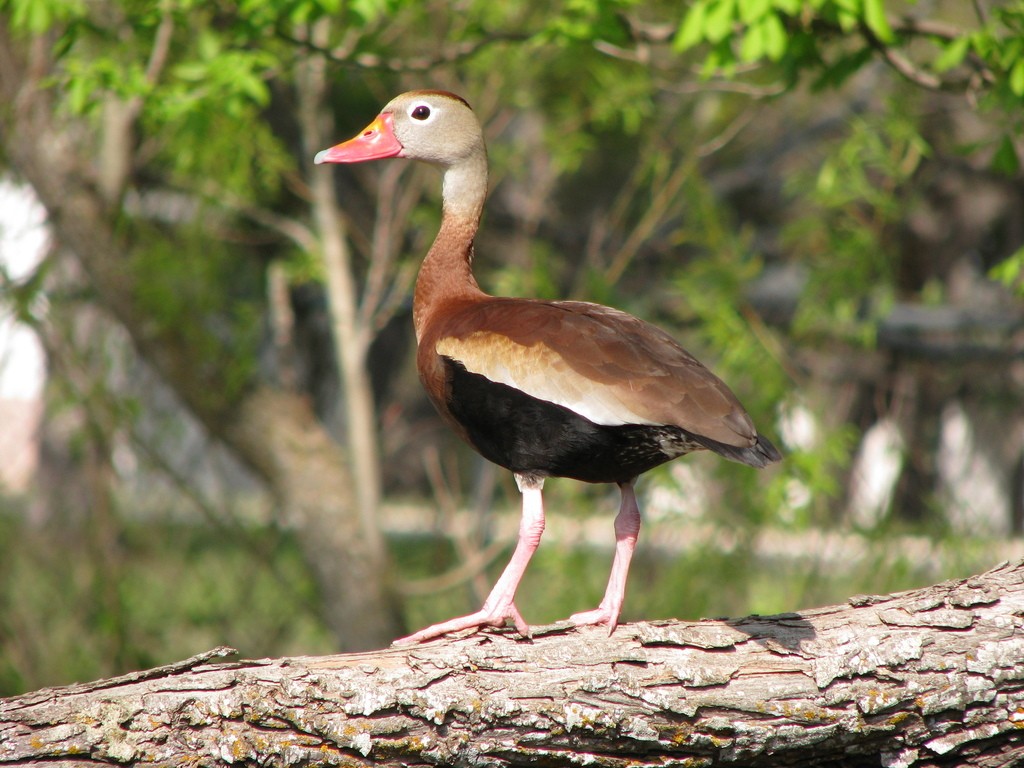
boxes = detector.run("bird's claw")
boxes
[392,602,530,645]
[569,605,621,636]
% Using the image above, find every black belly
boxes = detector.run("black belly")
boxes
[443,359,702,484]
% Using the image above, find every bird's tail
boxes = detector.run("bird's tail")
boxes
[695,433,782,469]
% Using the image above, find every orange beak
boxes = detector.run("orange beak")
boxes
[314,113,404,164]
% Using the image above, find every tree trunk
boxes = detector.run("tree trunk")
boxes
[220,388,404,650]
[3,561,1024,767]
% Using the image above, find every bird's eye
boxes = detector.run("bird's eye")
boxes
[411,105,431,121]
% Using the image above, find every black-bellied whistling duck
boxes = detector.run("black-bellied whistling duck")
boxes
[315,90,781,644]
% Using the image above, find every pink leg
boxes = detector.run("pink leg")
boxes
[569,479,641,635]
[394,474,546,645]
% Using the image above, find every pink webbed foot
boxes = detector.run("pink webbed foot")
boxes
[393,601,530,645]
[569,601,625,635]
[393,474,546,646]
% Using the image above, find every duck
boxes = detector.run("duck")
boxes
[315,90,781,644]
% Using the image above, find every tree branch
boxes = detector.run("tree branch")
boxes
[4,561,1024,766]
[622,10,1000,98]
[867,32,944,91]
[278,28,532,72]
[97,10,174,205]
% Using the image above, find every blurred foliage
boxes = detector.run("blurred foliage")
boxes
[673,0,1024,293]
[0,500,336,695]
[126,226,264,397]
[991,244,1024,296]
[784,103,928,346]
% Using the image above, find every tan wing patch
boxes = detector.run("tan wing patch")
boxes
[436,331,657,426]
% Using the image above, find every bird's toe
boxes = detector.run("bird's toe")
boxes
[392,602,531,645]
[569,605,622,635]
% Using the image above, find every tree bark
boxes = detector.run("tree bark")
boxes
[3,561,1024,767]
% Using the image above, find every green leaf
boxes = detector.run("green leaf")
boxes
[14,0,47,32]
[863,0,893,43]
[65,74,92,115]
[197,29,221,61]
[350,0,390,23]
[831,0,861,15]
[704,0,739,43]
[835,7,858,33]
[740,20,765,61]
[674,1,708,51]
[774,0,802,13]
[998,37,1023,71]
[933,35,970,73]
[735,10,790,63]
[1010,58,1024,97]
[174,61,208,82]
[738,0,770,24]
[989,245,1024,296]
[763,11,787,60]
[703,38,739,76]
[991,134,1020,176]
[6,0,85,33]
[816,159,838,195]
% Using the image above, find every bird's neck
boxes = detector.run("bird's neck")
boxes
[440,154,487,221]
[413,157,489,342]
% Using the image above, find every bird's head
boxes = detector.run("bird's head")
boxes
[314,90,483,168]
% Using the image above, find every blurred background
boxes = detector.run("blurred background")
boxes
[0,0,1022,695]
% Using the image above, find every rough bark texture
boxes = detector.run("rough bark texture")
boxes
[3,561,1024,767]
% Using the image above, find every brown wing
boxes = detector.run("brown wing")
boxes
[432,298,759,449]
